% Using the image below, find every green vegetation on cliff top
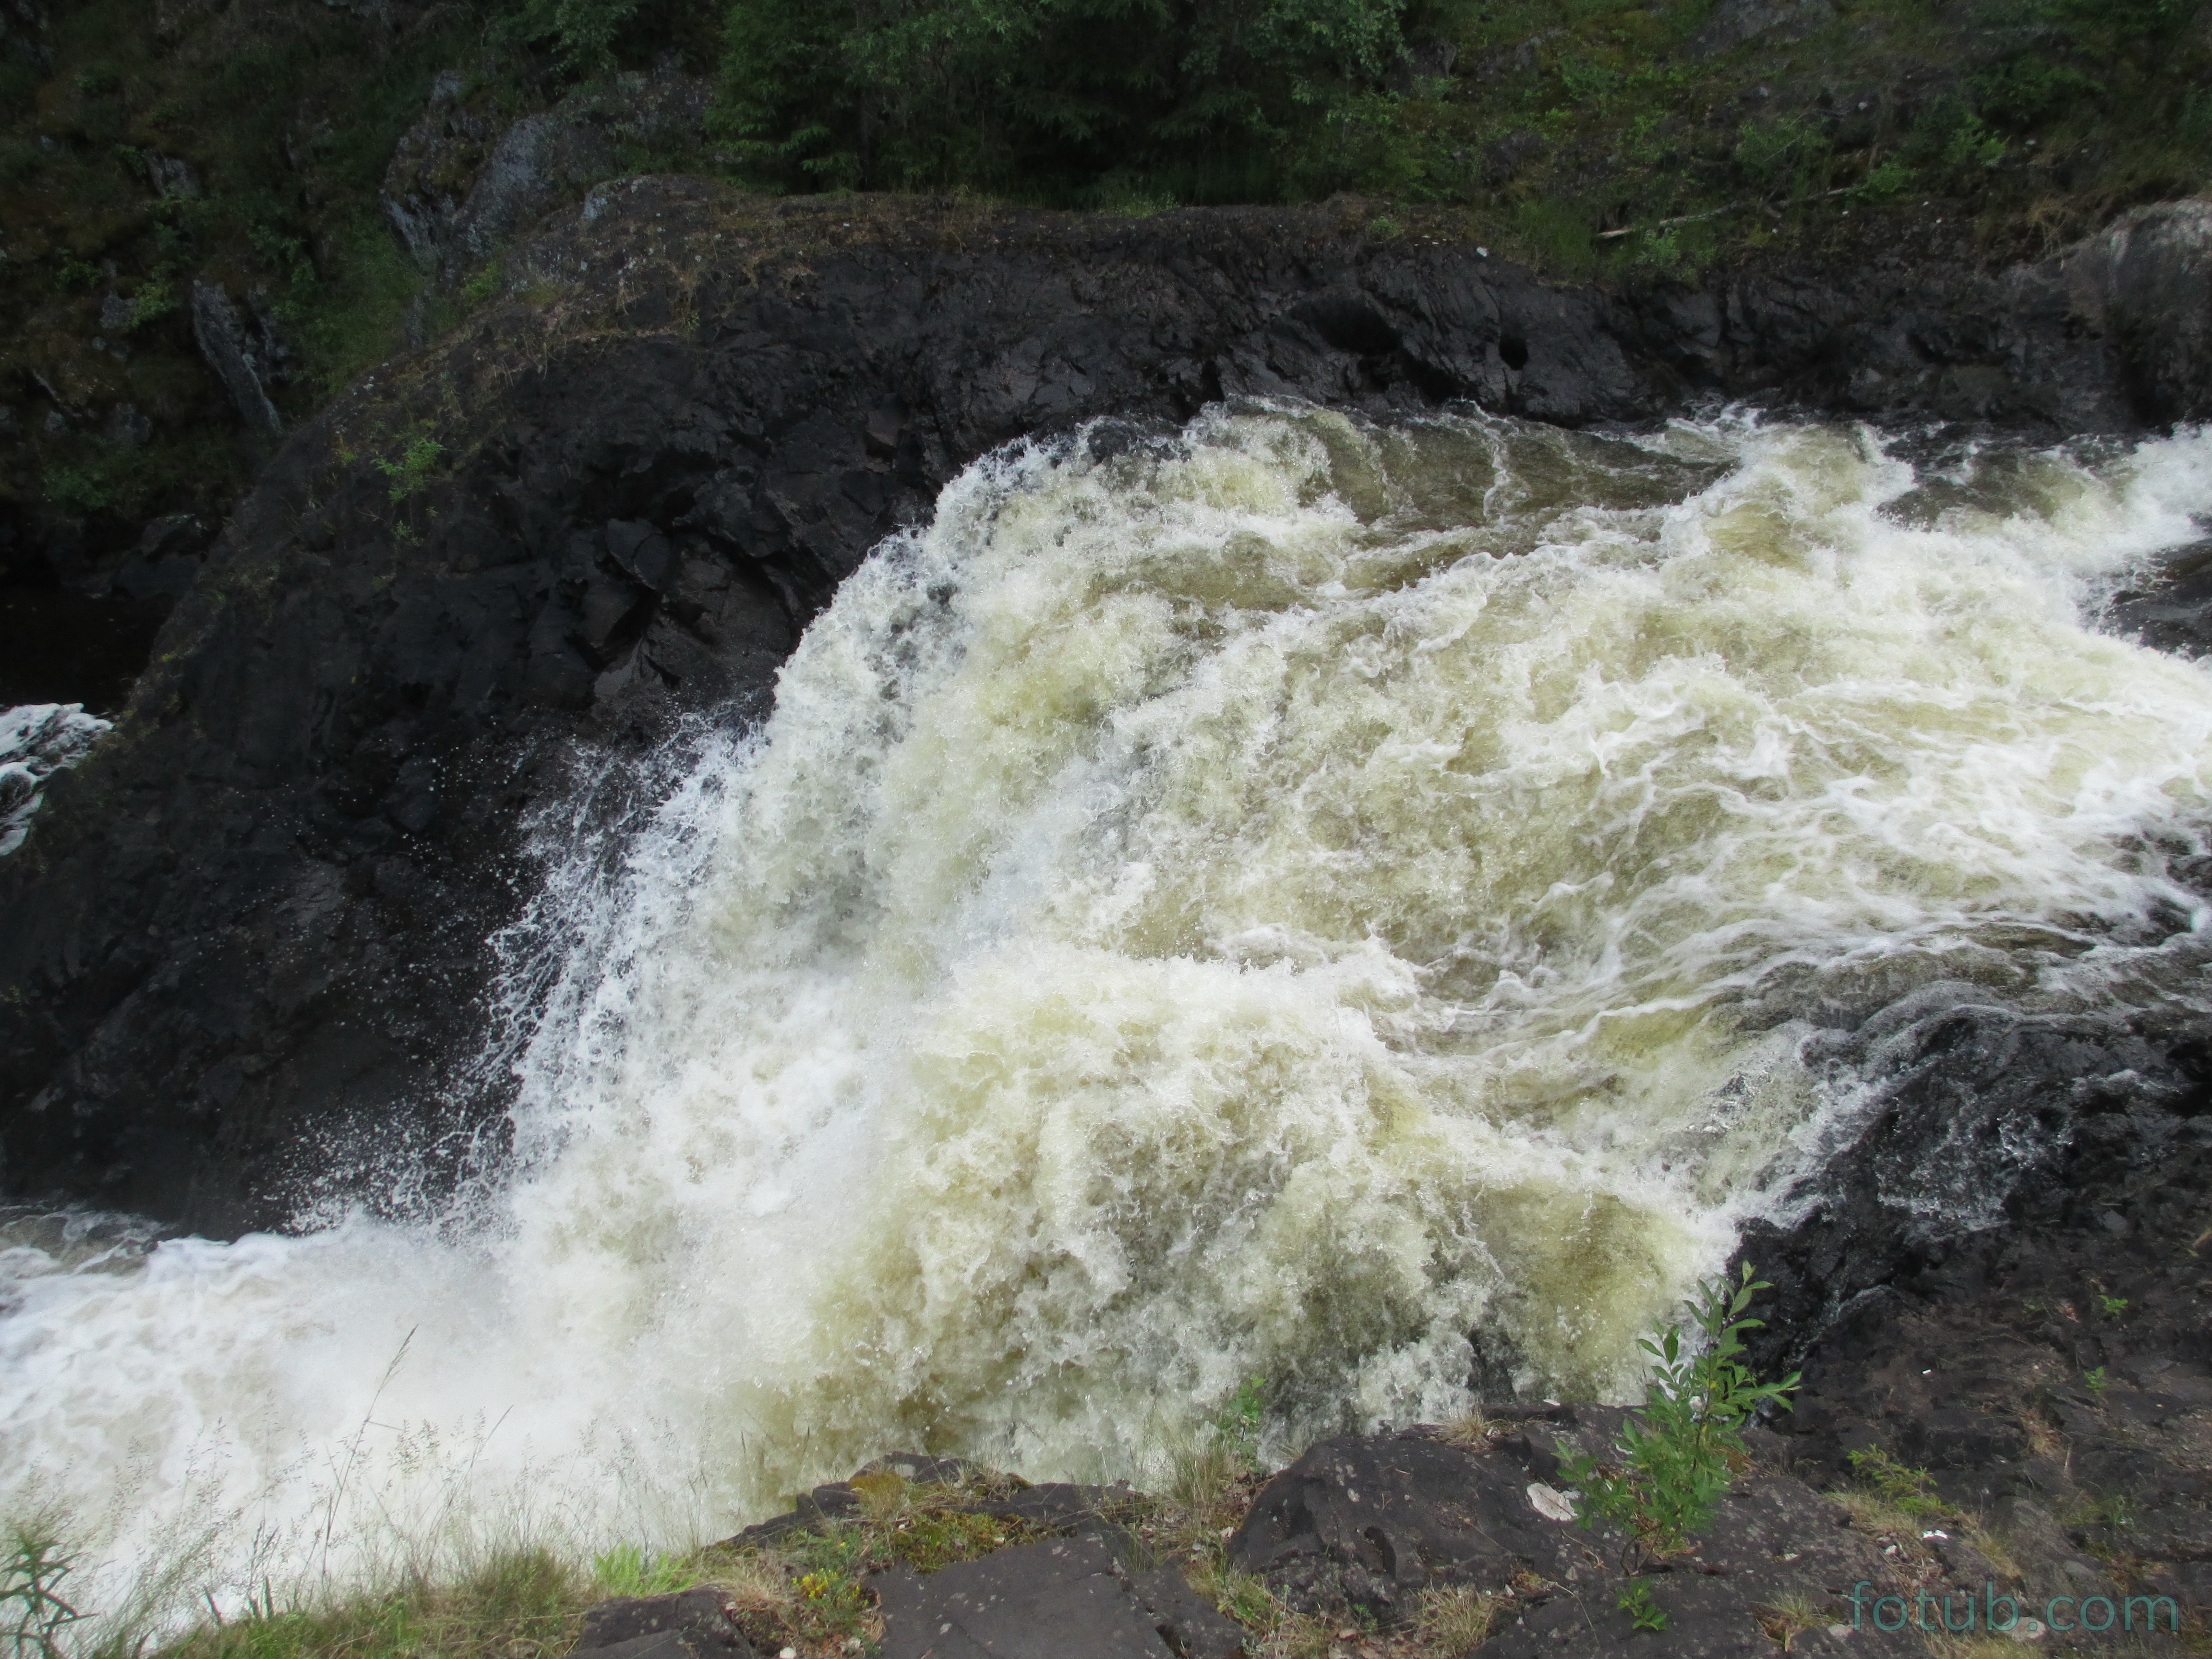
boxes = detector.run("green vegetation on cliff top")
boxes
[4,0,2212,540]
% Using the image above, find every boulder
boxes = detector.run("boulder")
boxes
[2045,198,2212,425]
[188,281,282,435]
[571,1589,759,1659]
[380,70,713,282]
[872,1537,1173,1659]
[1227,1425,1595,1617]
[727,1462,1132,1548]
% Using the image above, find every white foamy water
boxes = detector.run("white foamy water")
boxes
[0,703,111,855]
[9,406,2212,1627]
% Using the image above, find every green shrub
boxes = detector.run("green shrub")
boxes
[278,212,422,397]
[1853,156,1915,202]
[54,254,101,292]
[1557,1264,1801,1574]
[781,1527,876,1639]
[460,259,507,306]
[375,432,445,502]
[128,280,180,328]
[1941,109,2007,172]
[1732,114,1827,194]
[714,0,1414,202]
[1976,57,2101,130]
[502,0,645,73]
[46,464,119,516]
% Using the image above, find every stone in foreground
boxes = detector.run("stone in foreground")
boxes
[872,1536,1180,1659]
[571,1589,759,1659]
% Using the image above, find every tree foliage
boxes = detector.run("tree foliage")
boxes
[715,0,1417,201]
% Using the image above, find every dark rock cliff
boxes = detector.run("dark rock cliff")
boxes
[5,178,2212,1235]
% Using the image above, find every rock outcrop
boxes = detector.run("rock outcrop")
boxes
[188,279,286,436]
[2040,198,2212,426]
[570,1589,761,1659]
[8,180,2212,1239]
[380,69,715,283]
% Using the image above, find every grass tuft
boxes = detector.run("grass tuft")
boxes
[159,1548,586,1659]
[1752,1590,1829,1652]
[2,1520,85,1659]
[1415,1584,1501,1656]
[589,1545,696,1599]
[1437,1408,1494,1450]
[1255,1611,1336,1659]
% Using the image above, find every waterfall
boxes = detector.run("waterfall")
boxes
[8,403,2212,1628]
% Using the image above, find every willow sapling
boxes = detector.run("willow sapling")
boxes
[1557,1263,1802,1605]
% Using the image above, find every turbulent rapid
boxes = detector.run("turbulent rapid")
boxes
[9,404,2212,1625]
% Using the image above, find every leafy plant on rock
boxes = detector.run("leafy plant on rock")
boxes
[373,427,445,505]
[1617,1577,1666,1633]
[1558,1264,1801,1586]
[1218,1374,1267,1465]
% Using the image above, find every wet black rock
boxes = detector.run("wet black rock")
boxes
[731,1464,1137,1551]
[872,1536,1178,1659]
[571,1589,759,1659]
[1228,1421,1588,1617]
[1125,1565,1248,1659]
[722,1453,1250,1658]
[963,1482,1143,1529]
[855,1452,980,1487]
[729,1481,866,1547]
[1732,986,2212,1379]
[2111,538,2212,659]
[1757,1103,2212,1639]
[11,180,2212,1233]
